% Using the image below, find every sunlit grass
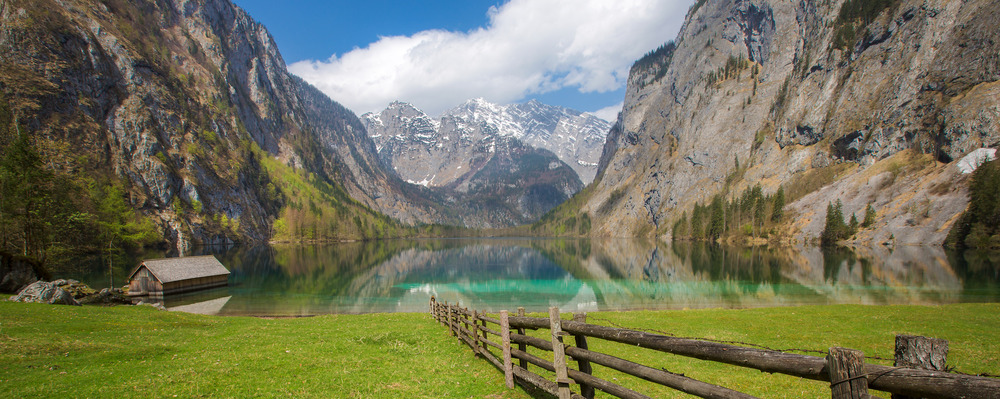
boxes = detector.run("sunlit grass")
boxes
[0,302,528,398]
[489,303,1000,398]
[2,302,997,398]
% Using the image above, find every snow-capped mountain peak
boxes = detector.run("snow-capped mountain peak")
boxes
[364,98,612,185]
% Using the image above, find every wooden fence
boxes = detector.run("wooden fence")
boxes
[429,298,1000,399]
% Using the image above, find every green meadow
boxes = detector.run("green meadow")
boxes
[1,302,997,398]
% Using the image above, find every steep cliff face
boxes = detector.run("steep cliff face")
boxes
[0,0,441,252]
[577,0,999,244]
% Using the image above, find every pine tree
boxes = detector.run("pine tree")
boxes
[771,186,785,222]
[821,200,849,246]
[862,204,876,227]
[708,196,725,240]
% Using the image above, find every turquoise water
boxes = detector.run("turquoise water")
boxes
[54,238,1000,316]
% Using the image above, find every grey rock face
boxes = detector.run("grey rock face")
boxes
[0,0,445,248]
[583,0,1000,244]
[10,281,81,306]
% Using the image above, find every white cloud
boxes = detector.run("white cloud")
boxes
[289,0,689,116]
[589,102,624,123]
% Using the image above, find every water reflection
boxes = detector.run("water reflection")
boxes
[51,239,1000,316]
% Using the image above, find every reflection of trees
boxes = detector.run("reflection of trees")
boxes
[78,239,993,316]
[341,241,581,312]
[564,240,968,309]
[947,248,1000,302]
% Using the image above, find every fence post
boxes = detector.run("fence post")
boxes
[463,307,470,340]
[550,307,571,399]
[572,312,595,399]
[429,296,436,318]
[828,347,868,399]
[472,310,481,353]
[501,310,514,389]
[517,307,528,370]
[480,314,488,341]
[447,303,455,337]
[892,335,948,399]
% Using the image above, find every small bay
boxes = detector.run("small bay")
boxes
[53,238,1000,316]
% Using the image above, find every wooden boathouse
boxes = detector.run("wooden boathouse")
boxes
[127,255,229,296]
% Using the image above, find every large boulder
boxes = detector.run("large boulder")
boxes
[79,288,131,305]
[0,252,48,293]
[9,281,81,306]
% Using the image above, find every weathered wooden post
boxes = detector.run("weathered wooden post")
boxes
[480,314,488,341]
[429,296,436,318]
[517,307,529,370]
[500,310,514,389]
[447,303,456,337]
[828,347,868,399]
[572,312,595,399]
[550,307,571,399]
[463,307,470,341]
[472,310,482,353]
[892,335,948,399]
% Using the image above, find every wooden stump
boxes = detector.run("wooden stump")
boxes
[892,335,948,399]
[828,347,868,399]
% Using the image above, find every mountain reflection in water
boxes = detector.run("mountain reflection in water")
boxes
[55,239,1000,316]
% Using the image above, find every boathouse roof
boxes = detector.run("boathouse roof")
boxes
[128,255,230,284]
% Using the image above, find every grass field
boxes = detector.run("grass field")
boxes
[1,302,998,398]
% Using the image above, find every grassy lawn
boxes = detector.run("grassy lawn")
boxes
[1,302,998,398]
[0,302,527,398]
[504,304,1000,398]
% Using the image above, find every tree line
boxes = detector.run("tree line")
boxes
[672,184,784,242]
[0,99,161,269]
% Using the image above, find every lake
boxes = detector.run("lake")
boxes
[52,238,1000,316]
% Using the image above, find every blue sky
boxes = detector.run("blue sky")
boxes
[233,0,690,120]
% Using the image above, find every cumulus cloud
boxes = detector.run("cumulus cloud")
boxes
[289,0,689,116]
[589,102,625,123]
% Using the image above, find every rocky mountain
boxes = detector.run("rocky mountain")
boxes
[0,0,447,256]
[361,99,589,228]
[364,98,609,185]
[541,0,1000,245]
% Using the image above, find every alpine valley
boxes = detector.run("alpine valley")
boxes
[2,0,1000,271]
[362,98,609,228]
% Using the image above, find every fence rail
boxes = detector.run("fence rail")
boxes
[429,298,1000,399]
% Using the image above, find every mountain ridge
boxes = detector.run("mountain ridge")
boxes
[362,99,586,228]
[363,98,609,185]
[0,0,451,259]
[542,0,1000,246]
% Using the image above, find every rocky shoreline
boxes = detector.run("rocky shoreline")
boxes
[8,280,131,306]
